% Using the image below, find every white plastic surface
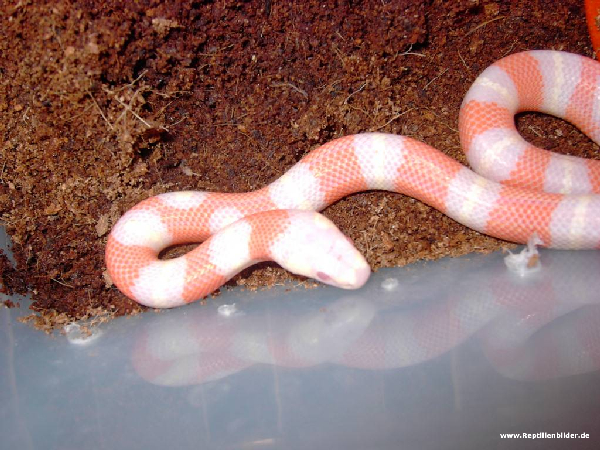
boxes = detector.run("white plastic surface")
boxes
[2,225,600,449]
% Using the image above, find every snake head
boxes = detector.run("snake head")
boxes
[269,211,371,290]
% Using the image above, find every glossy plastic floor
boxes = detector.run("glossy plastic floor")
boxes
[2,226,600,449]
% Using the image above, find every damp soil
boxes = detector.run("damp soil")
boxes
[0,0,597,327]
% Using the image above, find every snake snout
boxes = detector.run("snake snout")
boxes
[317,235,371,289]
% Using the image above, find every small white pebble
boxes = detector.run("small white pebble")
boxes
[381,277,399,291]
[64,323,102,345]
[504,235,542,277]
[217,303,241,317]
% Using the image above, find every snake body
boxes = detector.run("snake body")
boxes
[105,50,600,308]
